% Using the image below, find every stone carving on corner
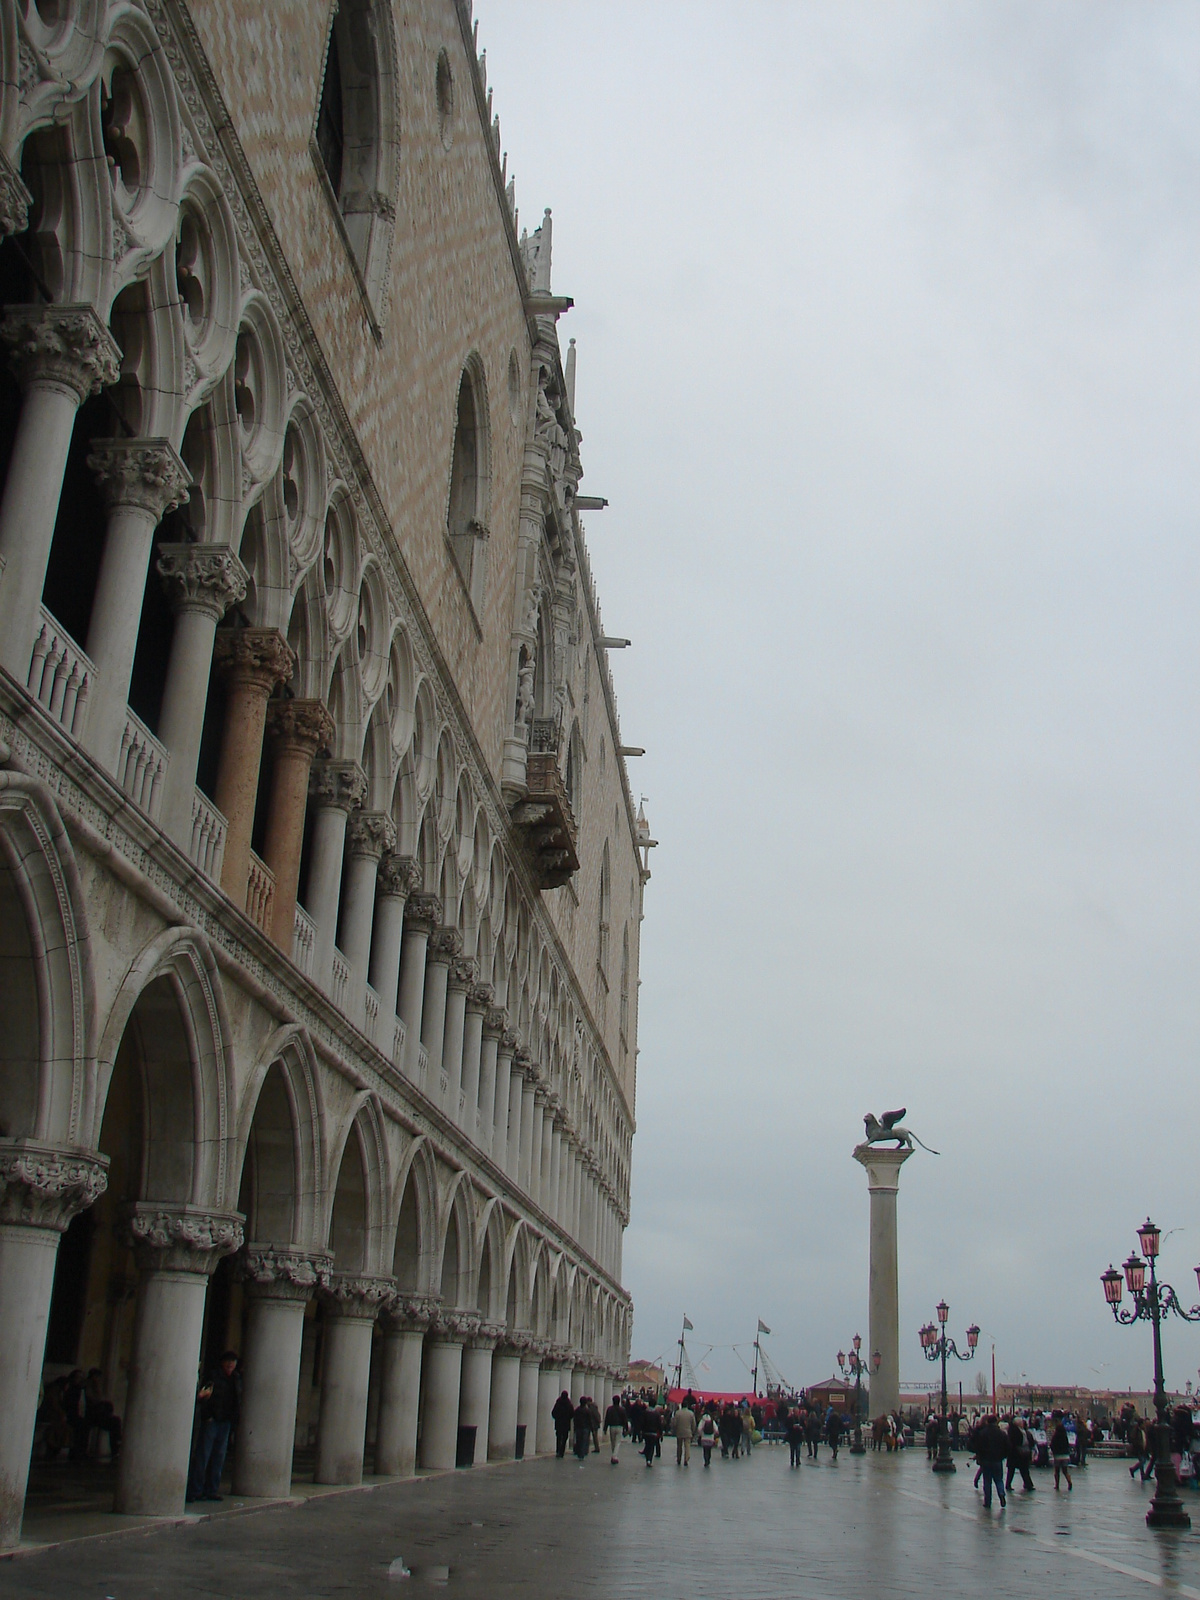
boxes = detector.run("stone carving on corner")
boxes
[0,304,122,401]
[266,697,335,757]
[213,626,296,691]
[157,543,249,620]
[403,892,442,935]
[239,1246,333,1300]
[346,810,397,860]
[382,1292,439,1332]
[0,1142,109,1230]
[0,151,33,237]
[318,1274,396,1319]
[87,438,191,518]
[126,1204,244,1273]
[428,926,464,963]
[377,853,422,899]
[309,758,368,813]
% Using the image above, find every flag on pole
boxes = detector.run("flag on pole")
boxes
[757,1319,771,1335]
[682,1315,694,1331]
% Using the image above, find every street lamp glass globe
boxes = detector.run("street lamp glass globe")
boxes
[1124,1254,1146,1295]
[1138,1219,1161,1260]
[853,1333,862,1354]
[966,1324,980,1350]
[838,1349,845,1368]
[1102,1265,1124,1305]
[936,1300,949,1325]
[873,1350,881,1370]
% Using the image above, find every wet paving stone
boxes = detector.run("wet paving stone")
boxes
[3,1447,1200,1599]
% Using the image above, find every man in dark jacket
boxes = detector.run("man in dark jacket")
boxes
[1005,1416,1035,1493]
[976,1414,1008,1509]
[187,1351,241,1503]
[551,1389,574,1458]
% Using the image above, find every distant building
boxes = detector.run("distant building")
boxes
[629,1360,666,1390]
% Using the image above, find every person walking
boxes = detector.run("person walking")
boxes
[552,1389,574,1459]
[586,1394,602,1454]
[1129,1416,1153,1481]
[604,1395,626,1464]
[698,1409,719,1468]
[806,1407,821,1460]
[186,1351,241,1503]
[672,1398,696,1466]
[641,1403,663,1467]
[925,1411,939,1461]
[787,1408,805,1469]
[826,1406,842,1462]
[1005,1416,1035,1494]
[741,1401,755,1455]
[975,1414,1008,1510]
[572,1398,592,1462]
[1049,1413,1073,1491]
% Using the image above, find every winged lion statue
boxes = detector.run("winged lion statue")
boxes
[856,1108,939,1155]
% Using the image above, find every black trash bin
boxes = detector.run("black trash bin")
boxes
[515,1423,526,1460]
[456,1424,477,1467]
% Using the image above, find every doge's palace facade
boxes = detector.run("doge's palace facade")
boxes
[0,0,646,1543]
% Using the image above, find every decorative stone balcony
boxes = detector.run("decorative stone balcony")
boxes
[512,719,579,890]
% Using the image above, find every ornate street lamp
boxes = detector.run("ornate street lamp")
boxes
[918,1301,978,1473]
[1100,1218,1200,1530]
[836,1332,869,1455]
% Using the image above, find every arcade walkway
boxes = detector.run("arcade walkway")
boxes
[3,1445,1200,1598]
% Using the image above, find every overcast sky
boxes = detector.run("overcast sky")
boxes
[480,2,1200,1397]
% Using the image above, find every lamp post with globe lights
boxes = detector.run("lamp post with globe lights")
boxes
[918,1300,979,1474]
[837,1335,880,1455]
[1101,1218,1200,1531]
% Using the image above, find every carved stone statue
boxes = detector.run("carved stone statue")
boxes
[856,1108,939,1155]
[515,655,535,735]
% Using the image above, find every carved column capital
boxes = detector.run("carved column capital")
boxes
[469,1321,505,1352]
[157,542,248,619]
[214,627,295,693]
[427,926,463,964]
[466,982,494,1015]
[499,1028,521,1057]
[238,1246,333,1301]
[482,1004,507,1039]
[346,810,396,860]
[378,853,422,899]
[429,1307,481,1344]
[403,893,442,935]
[125,1204,244,1274]
[0,150,32,236]
[1,303,121,400]
[318,1273,396,1320]
[0,1140,108,1231]
[309,758,367,812]
[86,437,190,518]
[381,1292,439,1333]
[447,957,477,994]
[266,697,334,758]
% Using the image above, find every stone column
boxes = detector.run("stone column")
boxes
[115,1206,244,1515]
[420,1312,474,1471]
[441,959,474,1119]
[536,1359,561,1456]
[536,1097,553,1210]
[398,894,440,1081]
[459,984,489,1143]
[487,1339,523,1461]
[314,1275,394,1485]
[548,1120,563,1225]
[0,305,121,678]
[477,1006,503,1156]
[306,759,367,991]
[500,1034,522,1176]
[155,544,247,849]
[212,629,295,906]
[458,1326,500,1465]
[233,1247,331,1498]
[83,439,190,771]
[421,929,460,1096]
[526,1084,545,1204]
[262,701,334,954]
[374,1295,435,1477]
[0,1141,108,1549]
[852,1144,913,1421]
[368,855,422,1027]
[339,811,396,1014]
[517,1344,543,1459]
[570,1362,586,1404]
[517,1060,537,1194]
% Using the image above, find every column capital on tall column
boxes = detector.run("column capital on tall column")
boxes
[318,1273,396,1320]
[469,1322,506,1352]
[466,982,493,1018]
[86,437,190,518]
[266,697,334,759]
[0,1139,109,1231]
[852,1143,913,1192]
[309,758,367,813]
[214,626,295,694]
[499,1026,520,1056]
[447,956,477,994]
[381,1292,439,1333]
[157,541,248,619]
[237,1245,333,1302]
[1,302,121,399]
[378,852,422,899]
[125,1203,244,1274]
[0,149,32,236]
[482,1003,507,1039]
[403,891,442,933]
[513,1048,534,1081]
[429,1307,480,1344]
[345,809,396,860]
[427,926,463,965]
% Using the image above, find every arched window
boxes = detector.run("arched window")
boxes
[313,0,399,330]
[446,361,490,610]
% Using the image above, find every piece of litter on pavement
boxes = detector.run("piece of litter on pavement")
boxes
[387,1557,411,1579]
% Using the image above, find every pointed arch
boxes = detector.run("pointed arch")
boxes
[232,1023,325,1250]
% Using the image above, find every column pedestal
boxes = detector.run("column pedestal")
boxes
[314,1276,394,1485]
[115,1207,243,1515]
[0,1143,108,1549]
[232,1249,330,1498]
[852,1143,913,1421]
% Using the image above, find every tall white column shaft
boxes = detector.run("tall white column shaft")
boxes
[853,1144,913,1420]
[488,1350,521,1461]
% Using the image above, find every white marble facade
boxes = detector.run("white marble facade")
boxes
[0,0,644,1545]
